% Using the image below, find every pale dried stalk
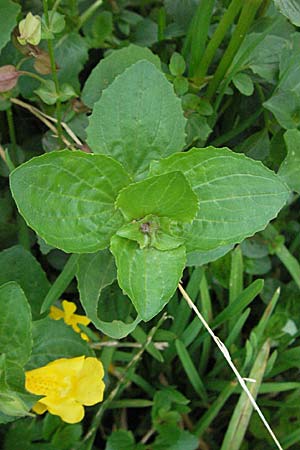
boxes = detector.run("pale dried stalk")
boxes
[178,283,283,450]
[10,98,82,148]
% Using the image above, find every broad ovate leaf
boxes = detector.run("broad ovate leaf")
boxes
[82,44,161,107]
[76,250,141,339]
[0,0,20,54]
[87,60,186,178]
[0,282,32,366]
[116,171,198,222]
[10,150,131,253]
[110,235,186,321]
[150,146,290,252]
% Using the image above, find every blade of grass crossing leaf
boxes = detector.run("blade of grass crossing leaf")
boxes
[276,245,300,289]
[127,373,156,397]
[170,268,202,336]
[220,340,270,450]
[211,279,264,329]
[194,382,237,437]
[41,254,79,313]
[251,287,281,345]
[198,272,212,374]
[225,309,251,348]
[131,325,163,362]
[183,0,215,77]
[281,429,300,449]
[178,284,283,450]
[100,347,115,374]
[108,399,153,409]
[175,339,208,402]
[229,246,243,304]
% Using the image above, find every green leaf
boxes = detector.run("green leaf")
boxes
[105,430,136,450]
[232,72,254,96]
[150,147,290,252]
[169,52,186,76]
[10,150,131,254]
[0,0,20,54]
[35,80,76,105]
[0,282,32,365]
[116,172,198,222]
[87,60,186,178]
[263,90,300,130]
[27,318,94,370]
[0,245,50,319]
[186,245,234,266]
[279,129,300,193]
[273,0,300,26]
[55,32,89,92]
[76,250,141,339]
[110,235,186,321]
[82,44,161,107]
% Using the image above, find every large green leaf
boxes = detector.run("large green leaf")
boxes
[0,245,50,319]
[26,318,94,370]
[82,44,161,107]
[273,0,300,26]
[116,171,198,222]
[10,151,131,254]
[110,235,186,321]
[87,60,186,178]
[150,147,290,252]
[278,129,300,193]
[76,250,141,339]
[0,282,32,366]
[0,0,20,54]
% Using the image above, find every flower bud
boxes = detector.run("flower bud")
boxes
[0,65,20,92]
[18,12,41,46]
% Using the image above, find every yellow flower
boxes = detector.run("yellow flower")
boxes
[25,356,105,423]
[18,12,41,46]
[50,300,91,341]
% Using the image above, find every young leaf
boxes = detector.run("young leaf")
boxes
[76,250,141,339]
[110,235,186,321]
[87,60,186,178]
[116,171,198,222]
[10,151,131,253]
[278,129,300,193]
[0,282,32,366]
[150,147,290,252]
[82,44,161,107]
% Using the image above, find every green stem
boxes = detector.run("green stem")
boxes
[197,0,243,80]
[19,70,50,85]
[77,0,103,30]
[40,254,79,313]
[183,0,215,78]
[43,0,63,143]
[206,0,263,100]
[157,7,166,42]
[6,106,17,162]
[210,107,263,146]
[50,0,62,20]
[81,313,168,450]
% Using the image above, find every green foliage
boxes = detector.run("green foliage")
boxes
[0,0,20,53]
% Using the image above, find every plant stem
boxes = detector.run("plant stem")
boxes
[6,106,17,163]
[80,313,169,450]
[77,0,103,30]
[206,0,263,100]
[19,70,50,85]
[197,0,243,80]
[42,0,63,143]
[183,0,215,78]
[40,253,79,313]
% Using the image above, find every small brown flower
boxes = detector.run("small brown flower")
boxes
[0,65,20,92]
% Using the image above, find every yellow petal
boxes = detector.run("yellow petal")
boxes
[49,305,64,320]
[62,300,77,319]
[76,358,105,406]
[42,396,84,424]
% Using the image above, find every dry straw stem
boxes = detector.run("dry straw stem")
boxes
[178,283,283,450]
[10,98,83,148]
